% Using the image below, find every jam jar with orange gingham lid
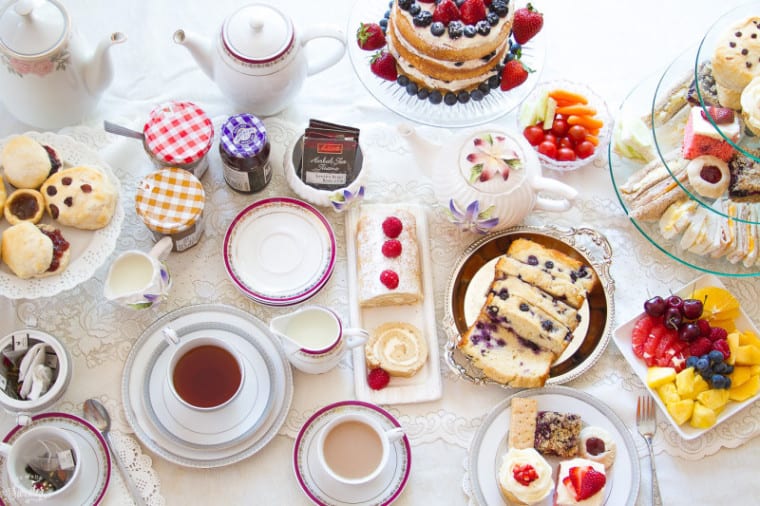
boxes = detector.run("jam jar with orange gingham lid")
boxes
[219,113,272,193]
[143,101,214,179]
[135,168,206,252]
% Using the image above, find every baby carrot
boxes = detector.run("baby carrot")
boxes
[556,104,597,116]
[548,89,588,105]
[585,134,600,146]
[568,114,604,130]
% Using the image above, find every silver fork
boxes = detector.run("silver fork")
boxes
[636,395,663,506]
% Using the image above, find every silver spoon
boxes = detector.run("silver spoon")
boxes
[103,120,145,141]
[83,398,147,506]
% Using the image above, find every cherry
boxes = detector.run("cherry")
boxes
[644,295,666,317]
[682,298,704,320]
[664,306,683,330]
[666,295,684,311]
[678,321,702,342]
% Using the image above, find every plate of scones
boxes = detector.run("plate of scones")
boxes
[346,203,442,404]
[468,387,639,506]
[0,132,123,299]
[443,226,614,388]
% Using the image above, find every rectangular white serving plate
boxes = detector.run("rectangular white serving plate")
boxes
[613,273,760,440]
[346,203,442,405]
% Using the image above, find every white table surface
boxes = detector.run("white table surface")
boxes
[1,1,760,505]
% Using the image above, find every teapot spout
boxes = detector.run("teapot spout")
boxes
[173,29,214,80]
[84,32,127,97]
[397,123,440,178]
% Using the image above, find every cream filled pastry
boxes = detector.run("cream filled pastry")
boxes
[365,322,427,377]
[579,426,617,469]
[497,447,554,505]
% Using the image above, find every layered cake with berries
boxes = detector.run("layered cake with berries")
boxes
[386,0,514,94]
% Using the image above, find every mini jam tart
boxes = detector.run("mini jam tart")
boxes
[579,426,617,470]
[4,188,45,225]
[686,155,730,199]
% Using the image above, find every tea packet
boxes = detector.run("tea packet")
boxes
[299,119,362,190]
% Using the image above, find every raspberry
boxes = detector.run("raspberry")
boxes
[708,326,728,342]
[367,368,390,390]
[382,216,403,238]
[697,319,711,337]
[712,338,730,360]
[381,239,402,258]
[689,337,713,357]
[380,269,399,289]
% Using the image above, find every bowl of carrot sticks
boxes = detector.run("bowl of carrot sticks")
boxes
[516,80,611,172]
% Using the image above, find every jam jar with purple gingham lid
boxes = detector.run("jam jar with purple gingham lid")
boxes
[219,113,272,193]
[143,101,214,179]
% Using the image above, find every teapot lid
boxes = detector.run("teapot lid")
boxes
[0,0,69,58]
[222,3,294,64]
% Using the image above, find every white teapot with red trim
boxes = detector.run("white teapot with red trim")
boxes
[174,3,346,117]
[0,0,126,129]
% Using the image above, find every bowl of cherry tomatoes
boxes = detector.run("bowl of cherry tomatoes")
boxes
[517,80,611,172]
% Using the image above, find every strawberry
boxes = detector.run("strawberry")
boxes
[380,269,399,289]
[356,22,386,51]
[459,0,486,25]
[701,106,735,124]
[367,368,390,390]
[500,59,530,91]
[577,468,606,500]
[512,3,544,44]
[433,0,460,25]
[382,216,403,238]
[370,51,397,81]
[381,239,402,258]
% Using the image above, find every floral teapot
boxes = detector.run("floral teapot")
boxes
[0,0,126,129]
[400,124,578,233]
[173,3,346,117]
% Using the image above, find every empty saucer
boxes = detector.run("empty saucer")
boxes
[293,400,411,506]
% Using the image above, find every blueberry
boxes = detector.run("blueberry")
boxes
[457,90,470,103]
[384,9,391,19]
[695,357,710,372]
[398,0,412,10]
[478,81,491,94]
[724,364,734,374]
[491,0,509,17]
[476,20,491,36]
[545,261,554,269]
[444,92,458,105]
[448,20,464,39]
[430,21,445,37]
[471,89,484,101]
[708,349,724,363]
[397,74,410,87]
[486,12,500,26]
[413,11,433,26]
[711,374,728,389]
[505,52,515,62]
[409,3,421,16]
[714,362,729,374]
[405,82,418,95]
[379,18,388,29]
[416,88,430,100]
[429,90,443,104]
[686,356,699,368]
[488,74,501,89]
[464,25,477,38]
[510,40,522,53]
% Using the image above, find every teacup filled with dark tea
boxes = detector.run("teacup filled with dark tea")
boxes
[163,328,244,410]
[316,411,405,486]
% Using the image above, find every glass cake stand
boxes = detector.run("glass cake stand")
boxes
[347,0,546,128]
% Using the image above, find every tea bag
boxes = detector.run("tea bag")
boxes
[24,439,76,492]
[18,343,52,400]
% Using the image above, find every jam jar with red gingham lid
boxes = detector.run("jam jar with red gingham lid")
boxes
[143,101,214,179]
[219,114,272,193]
[135,168,206,252]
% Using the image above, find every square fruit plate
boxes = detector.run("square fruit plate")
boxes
[613,273,760,440]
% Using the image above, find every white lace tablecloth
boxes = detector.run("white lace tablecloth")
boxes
[1,1,759,505]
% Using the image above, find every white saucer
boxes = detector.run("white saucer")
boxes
[0,413,111,506]
[223,197,336,306]
[144,323,274,449]
[122,304,293,468]
[293,401,411,506]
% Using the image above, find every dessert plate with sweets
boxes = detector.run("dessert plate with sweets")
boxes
[467,386,639,506]
[613,273,760,440]
[444,225,614,389]
[348,0,546,127]
[345,203,442,404]
[0,132,124,299]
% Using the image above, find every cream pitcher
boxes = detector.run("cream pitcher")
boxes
[269,305,368,374]
[0,0,126,129]
[103,237,173,309]
[173,3,346,117]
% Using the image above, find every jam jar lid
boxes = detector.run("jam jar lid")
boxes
[143,101,214,165]
[0,0,69,58]
[135,168,205,234]
[220,114,268,158]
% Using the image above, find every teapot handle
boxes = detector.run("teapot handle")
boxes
[301,25,346,77]
[531,176,578,212]
[343,328,369,349]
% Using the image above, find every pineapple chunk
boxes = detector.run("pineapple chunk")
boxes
[646,367,677,389]
[657,383,680,405]
[728,374,760,401]
[750,365,760,375]
[727,332,740,365]
[676,368,709,399]
[711,317,738,332]
[738,330,760,347]
[696,389,730,411]
[690,402,717,429]
[729,366,753,388]
[666,399,694,426]
[734,345,760,366]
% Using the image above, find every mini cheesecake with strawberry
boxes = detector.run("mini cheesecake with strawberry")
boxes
[356,0,544,105]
